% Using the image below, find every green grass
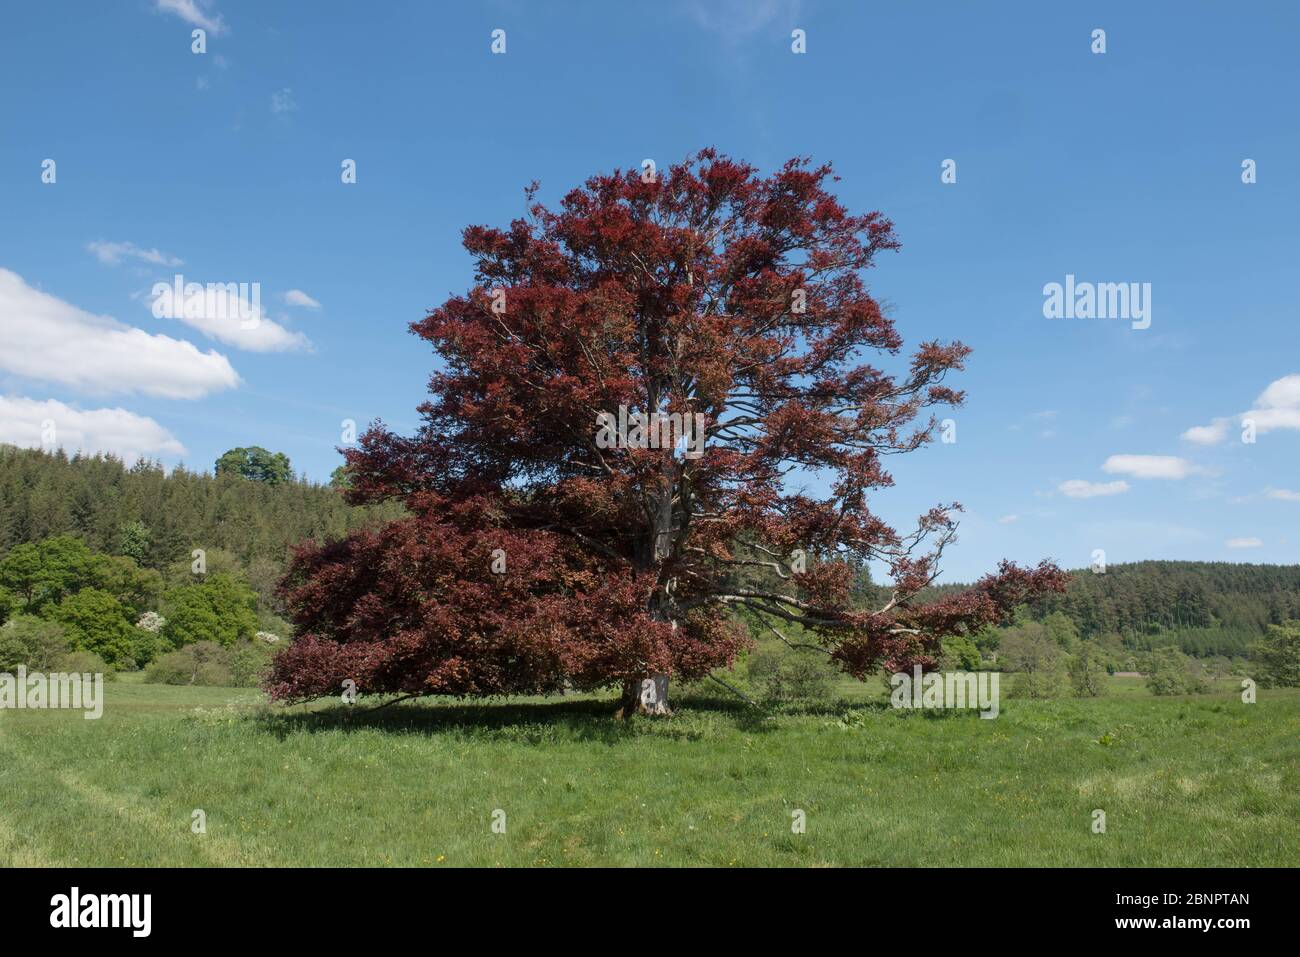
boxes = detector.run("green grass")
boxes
[1,673,1295,867]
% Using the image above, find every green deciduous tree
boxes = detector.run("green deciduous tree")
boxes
[940,634,982,670]
[1000,623,1066,698]
[161,574,259,648]
[1043,611,1080,651]
[49,588,136,667]
[0,615,71,671]
[115,520,152,565]
[0,535,100,613]
[1249,620,1300,688]
[1067,642,1108,697]
[215,447,293,485]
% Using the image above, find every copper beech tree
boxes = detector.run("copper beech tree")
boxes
[266,150,1066,715]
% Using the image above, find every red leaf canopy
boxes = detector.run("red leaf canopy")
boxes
[266,149,1065,703]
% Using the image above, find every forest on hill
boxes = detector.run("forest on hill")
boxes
[0,445,1294,660]
[906,561,1300,657]
[1030,561,1300,655]
[0,444,400,572]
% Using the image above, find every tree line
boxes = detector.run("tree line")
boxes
[909,560,1300,657]
[0,444,401,572]
[1,444,1294,679]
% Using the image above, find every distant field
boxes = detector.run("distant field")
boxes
[1,674,1295,867]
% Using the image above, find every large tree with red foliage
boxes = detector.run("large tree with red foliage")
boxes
[266,149,1065,714]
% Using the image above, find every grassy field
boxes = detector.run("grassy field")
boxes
[1,673,1296,867]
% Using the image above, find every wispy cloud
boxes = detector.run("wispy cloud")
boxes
[1102,454,1200,480]
[1226,537,1263,549]
[682,0,802,40]
[154,0,227,37]
[88,240,182,268]
[1181,417,1231,445]
[283,289,321,309]
[1059,479,1129,499]
[1265,488,1300,503]
[271,88,298,114]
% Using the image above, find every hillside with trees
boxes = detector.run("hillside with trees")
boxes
[897,561,1300,658]
[0,445,403,684]
[0,444,401,572]
[0,445,1293,675]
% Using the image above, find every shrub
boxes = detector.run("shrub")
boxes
[1000,628,1066,699]
[940,634,981,671]
[53,649,116,679]
[144,641,233,686]
[747,647,835,704]
[1145,647,1210,696]
[230,639,277,687]
[1068,643,1109,697]
[131,626,172,668]
[0,615,71,671]
[143,639,271,687]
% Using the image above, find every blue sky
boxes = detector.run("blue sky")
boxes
[1,1,1297,581]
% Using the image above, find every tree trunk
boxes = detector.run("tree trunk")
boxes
[615,674,671,718]
[614,412,677,720]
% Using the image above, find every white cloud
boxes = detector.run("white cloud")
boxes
[271,88,298,114]
[88,240,183,268]
[1244,373,1300,435]
[0,396,185,461]
[147,279,311,353]
[1182,374,1300,444]
[1059,479,1130,499]
[0,268,239,399]
[1102,454,1199,480]
[1265,488,1300,503]
[996,514,1019,524]
[1181,418,1230,445]
[1255,374,1300,410]
[154,0,227,36]
[283,289,321,309]
[1226,537,1263,549]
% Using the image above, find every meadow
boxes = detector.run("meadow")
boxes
[1,674,1295,867]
